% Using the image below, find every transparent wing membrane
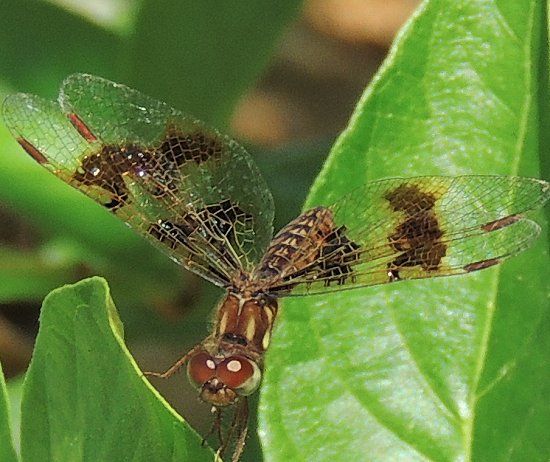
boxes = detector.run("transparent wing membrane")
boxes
[3,74,274,286]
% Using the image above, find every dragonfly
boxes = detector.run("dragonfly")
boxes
[3,74,549,461]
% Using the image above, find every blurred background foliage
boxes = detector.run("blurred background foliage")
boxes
[0,0,418,458]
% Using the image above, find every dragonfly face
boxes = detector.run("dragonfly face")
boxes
[3,74,549,461]
[187,350,262,406]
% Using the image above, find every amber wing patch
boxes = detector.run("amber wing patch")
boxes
[384,184,446,279]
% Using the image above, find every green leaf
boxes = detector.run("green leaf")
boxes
[127,0,303,127]
[0,363,18,462]
[260,1,549,461]
[0,0,122,97]
[6,375,23,458]
[539,0,550,191]
[20,277,210,462]
[0,241,86,303]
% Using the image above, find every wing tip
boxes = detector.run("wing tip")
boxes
[469,218,542,274]
[60,73,110,106]
[2,92,34,119]
[62,72,95,87]
[61,73,124,95]
[2,93,46,144]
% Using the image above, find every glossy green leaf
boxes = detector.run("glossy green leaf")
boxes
[260,1,549,461]
[540,0,550,193]
[20,277,210,462]
[5,375,23,458]
[0,0,122,97]
[0,241,85,303]
[0,363,18,462]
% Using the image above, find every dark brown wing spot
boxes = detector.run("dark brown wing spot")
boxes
[464,258,501,272]
[68,113,97,142]
[73,145,153,210]
[148,219,185,249]
[481,214,521,232]
[160,129,223,165]
[385,184,446,279]
[199,199,253,239]
[388,269,401,282]
[70,126,225,210]
[318,226,360,286]
[148,218,231,282]
[148,200,253,270]
[385,184,437,214]
[17,138,48,164]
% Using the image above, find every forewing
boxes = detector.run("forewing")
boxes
[261,176,549,295]
[3,74,274,286]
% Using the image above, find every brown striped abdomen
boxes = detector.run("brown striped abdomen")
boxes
[256,207,335,280]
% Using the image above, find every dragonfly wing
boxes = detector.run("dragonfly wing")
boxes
[3,74,275,285]
[257,176,549,295]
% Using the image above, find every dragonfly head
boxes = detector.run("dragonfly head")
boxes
[187,350,262,406]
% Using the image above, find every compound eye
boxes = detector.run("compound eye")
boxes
[187,352,216,388]
[217,356,261,396]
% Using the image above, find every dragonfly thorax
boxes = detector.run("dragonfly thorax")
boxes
[214,291,278,356]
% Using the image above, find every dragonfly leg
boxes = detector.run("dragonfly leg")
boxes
[144,344,202,378]
[231,398,249,462]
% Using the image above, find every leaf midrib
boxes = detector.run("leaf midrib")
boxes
[462,2,537,460]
